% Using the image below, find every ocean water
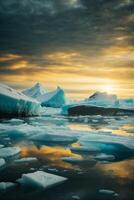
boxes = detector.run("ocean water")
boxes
[0,108,134,200]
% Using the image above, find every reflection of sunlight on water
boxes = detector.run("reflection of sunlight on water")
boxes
[68,123,92,132]
[99,159,134,180]
[20,145,81,169]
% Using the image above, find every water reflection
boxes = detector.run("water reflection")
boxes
[98,159,134,180]
[20,145,81,169]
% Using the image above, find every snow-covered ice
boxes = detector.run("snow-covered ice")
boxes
[22,82,46,99]
[17,171,67,189]
[0,83,41,117]
[0,147,21,158]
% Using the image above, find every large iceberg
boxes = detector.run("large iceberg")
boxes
[39,86,66,108]
[22,82,46,99]
[86,91,118,107]
[17,171,67,189]
[0,83,41,117]
[62,91,134,116]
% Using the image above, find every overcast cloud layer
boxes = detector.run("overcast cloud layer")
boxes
[0,0,134,99]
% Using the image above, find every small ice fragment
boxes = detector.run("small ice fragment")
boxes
[0,182,17,191]
[72,195,80,199]
[14,157,38,163]
[99,189,116,195]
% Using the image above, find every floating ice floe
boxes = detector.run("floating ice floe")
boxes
[71,145,101,154]
[14,157,38,164]
[0,182,17,191]
[0,145,4,149]
[72,195,81,200]
[0,158,5,168]
[31,133,77,145]
[17,171,67,189]
[95,153,115,161]
[0,83,41,117]
[79,133,134,150]
[0,147,21,158]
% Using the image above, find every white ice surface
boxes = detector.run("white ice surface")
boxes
[79,133,134,150]
[17,171,67,189]
[0,147,21,158]
[22,83,46,99]
[14,157,38,163]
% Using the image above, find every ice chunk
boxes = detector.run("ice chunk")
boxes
[31,133,77,145]
[17,171,67,189]
[0,145,4,149]
[0,182,17,191]
[0,83,41,117]
[0,147,21,158]
[22,82,46,99]
[0,158,5,168]
[79,134,134,150]
[72,195,80,200]
[39,87,66,108]
[14,157,38,163]
[99,189,117,195]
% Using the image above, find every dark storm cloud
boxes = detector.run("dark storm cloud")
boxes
[0,0,133,73]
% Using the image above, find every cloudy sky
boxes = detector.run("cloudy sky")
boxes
[0,0,134,99]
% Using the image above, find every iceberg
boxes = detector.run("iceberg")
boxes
[0,83,41,117]
[0,147,21,158]
[0,158,5,168]
[22,82,46,99]
[17,171,67,189]
[87,91,118,107]
[39,87,66,108]
[62,91,134,116]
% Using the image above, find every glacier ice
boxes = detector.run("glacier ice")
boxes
[22,82,46,99]
[0,147,21,158]
[0,83,41,117]
[39,87,66,108]
[17,171,67,189]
